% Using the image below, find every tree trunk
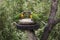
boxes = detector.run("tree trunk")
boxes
[40,0,58,40]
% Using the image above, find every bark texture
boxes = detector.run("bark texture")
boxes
[40,0,58,40]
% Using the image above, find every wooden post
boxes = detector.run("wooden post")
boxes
[25,30,37,40]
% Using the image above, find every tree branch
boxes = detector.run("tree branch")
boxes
[40,0,58,40]
[54,18,60,25]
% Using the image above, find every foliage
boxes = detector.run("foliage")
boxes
[0,0,60,40]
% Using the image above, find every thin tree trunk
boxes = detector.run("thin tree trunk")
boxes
[40,0,58,40]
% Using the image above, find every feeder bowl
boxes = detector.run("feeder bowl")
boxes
[16,18,40,30]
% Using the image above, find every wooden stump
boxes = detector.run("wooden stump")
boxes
[25,30,37,40]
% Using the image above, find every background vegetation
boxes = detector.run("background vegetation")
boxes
[0,0,60,40]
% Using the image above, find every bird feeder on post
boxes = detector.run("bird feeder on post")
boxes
[15,11,39,40]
